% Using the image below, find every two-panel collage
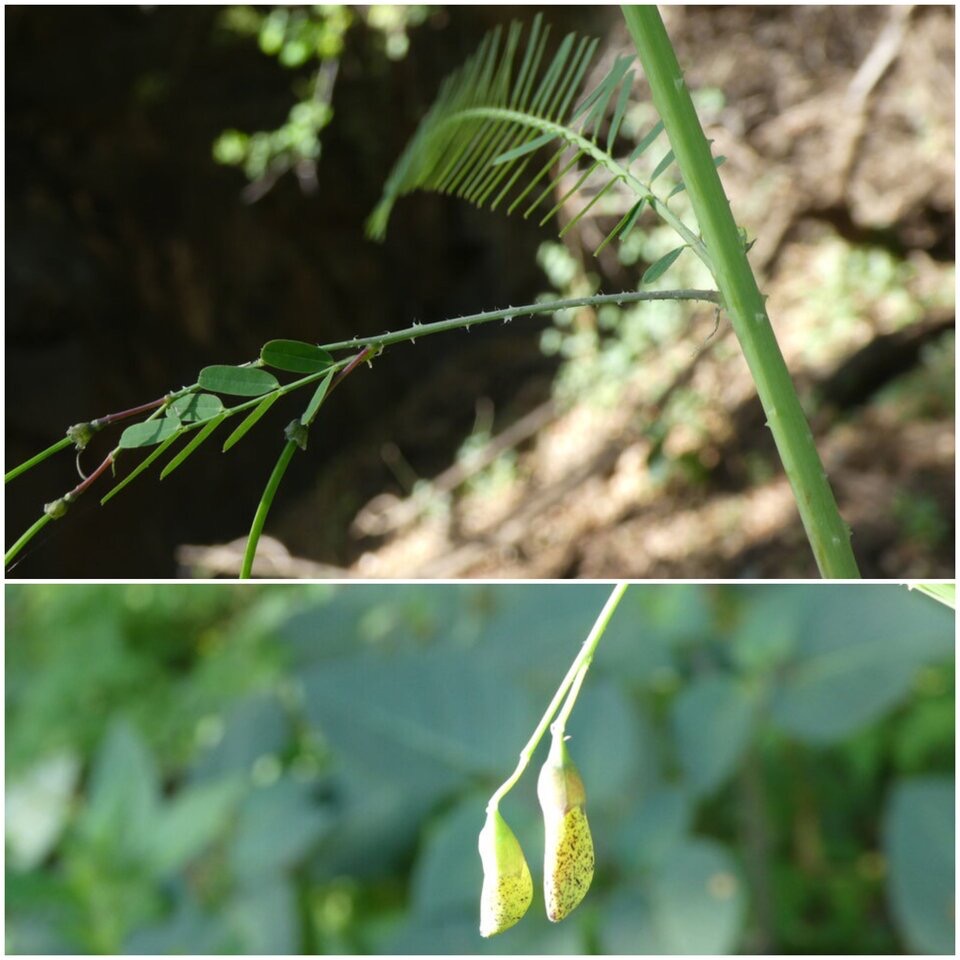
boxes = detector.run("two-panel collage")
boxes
[4,3,956,958]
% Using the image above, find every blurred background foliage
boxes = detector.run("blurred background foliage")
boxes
[5,583,954,954]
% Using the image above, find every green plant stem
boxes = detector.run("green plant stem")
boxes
[5,437,73,483]
[238,347,375,579]
[239,439,298,579]
[622,5,859,579]
[4,513,55,569]
[486,582,629,812]
[318,289,718,352]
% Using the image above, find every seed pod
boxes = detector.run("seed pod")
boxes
[537,732,594,922]
[478,807,533,937]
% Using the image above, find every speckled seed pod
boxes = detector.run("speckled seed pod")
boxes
[537,732,594,922]
[478,807,534,937]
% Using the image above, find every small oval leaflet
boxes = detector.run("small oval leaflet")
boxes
[642,245,685,285]
[198,365,279,397]
[168,393,224,422]
[119,416,182,450]
[261,340,334,374]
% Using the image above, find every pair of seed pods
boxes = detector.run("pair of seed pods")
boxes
[478,732,594,937]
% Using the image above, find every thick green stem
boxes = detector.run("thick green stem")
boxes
[487,582,629,812]
[622,5,859,578]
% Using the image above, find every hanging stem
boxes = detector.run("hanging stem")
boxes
[239,438,298,579]
[487,582,629,812]
[622,5,860,579]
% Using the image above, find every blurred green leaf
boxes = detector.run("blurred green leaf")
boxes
[146,777,245,876]
[77,720,160,860]
[672,673,756,795]
[198,365,279,397]
[229,776,332,879]
[190,694,291,782]
[261,339,333,374]
[301,649,538,788]
[883,777,954,954]
[601,839,745,953]
[771,586,954,742]
[118,416,182,449]
[226,877,298,953]
[124,891,232,954]
[408,792,487,920]
[616,784,694,872]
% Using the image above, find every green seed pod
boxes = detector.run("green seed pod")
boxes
[537,732,594,922]
[478,807,533,937]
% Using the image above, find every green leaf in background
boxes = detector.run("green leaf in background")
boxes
[229,776,332,880]
[730,585,803,673]
[564,678,645,808]
[190,694,291,782]
[145,777,244,877]
[312,757,440,881]
[226,877,298,954]
[672,674,756,796]
[77,720,159,859]
[616,785,693,872]
[301,649,538,790]
[221,392,281,452]
[167,393,224,422]
[118,416,182,449]
[883,777,954,954]
[601,839,745,953]
[260,339,333,374]
[408,791,490,921]
[159,413,225,480]
[123,895,231,955]
[771,586,954,742]
[198,364,279,397]
[642,245,685,284]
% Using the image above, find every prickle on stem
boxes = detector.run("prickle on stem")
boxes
[537,729,595,922]
[478,806,533,937]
